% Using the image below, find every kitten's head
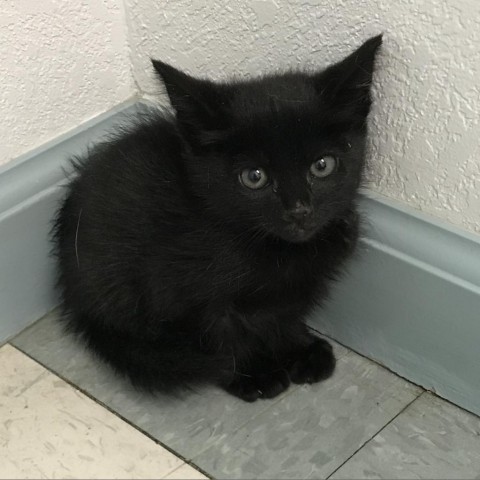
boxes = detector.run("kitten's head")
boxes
[152,35,382,243]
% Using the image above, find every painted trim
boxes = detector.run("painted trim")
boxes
[358,191,480,290]
[311,191,480,417]
[1,100,480,416]
[0,97,143,216]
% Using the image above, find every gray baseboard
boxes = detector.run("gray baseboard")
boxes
[1,100,479,416]
[311,192,480,416]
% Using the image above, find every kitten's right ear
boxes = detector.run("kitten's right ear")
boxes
[152,60,230,144]
[315,35,383,123]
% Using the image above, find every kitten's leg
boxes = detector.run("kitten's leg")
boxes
[209,308,334,401]
[224,333,336,402]
[287,336,336,385]
[202,307,292,401]
[223,335,336,401]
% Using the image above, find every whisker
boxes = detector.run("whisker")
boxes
[75,208,83,269]
[231,349,237,376]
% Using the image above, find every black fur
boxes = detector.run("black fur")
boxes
[53,35,382,402]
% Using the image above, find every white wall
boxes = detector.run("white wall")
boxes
[2,0,479,233]
[0,0,135,165]
[124,0,480,234]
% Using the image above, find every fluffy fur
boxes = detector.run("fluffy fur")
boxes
[53,35,382,402]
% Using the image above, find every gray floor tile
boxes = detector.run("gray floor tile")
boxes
[330,392,480,480]
[11,310,347,460]
[194,352,422,479]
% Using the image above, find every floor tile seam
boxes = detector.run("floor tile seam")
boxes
[9,342,211,478]
[161,461,212,480]
[5,345,51,396]
[324,390,426,479]
[230,385,425,479]
[188,347,373,463]
[13,370,50,398]
[10,338,288,478]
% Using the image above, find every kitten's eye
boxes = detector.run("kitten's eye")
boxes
[239,168,269,190]
[310,155,337,178]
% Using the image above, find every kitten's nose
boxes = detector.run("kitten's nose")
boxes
[284,201,313,222]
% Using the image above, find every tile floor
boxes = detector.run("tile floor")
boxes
[1,310,479,479]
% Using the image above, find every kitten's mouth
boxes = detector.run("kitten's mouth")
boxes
[279,223,318,243]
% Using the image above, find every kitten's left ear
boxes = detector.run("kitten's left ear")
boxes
[316,35,383,121]
[152,60,230,145]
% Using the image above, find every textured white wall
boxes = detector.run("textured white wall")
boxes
[1,0,135,165]
[125,0,480,234]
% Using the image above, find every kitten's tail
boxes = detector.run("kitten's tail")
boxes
[64,314,230,393]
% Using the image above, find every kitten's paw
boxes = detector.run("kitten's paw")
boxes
[255,370,291,399]
[288,338,336,384]
[224,370,290,402]
[224,376,261,402]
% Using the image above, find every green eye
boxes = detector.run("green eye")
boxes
[310,155,337,178]
[239,168,269,189]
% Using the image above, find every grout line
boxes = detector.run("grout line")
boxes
[162,462,210,480]
[8,343,211,479]
[325,390,425,479]
[13,370,50,399]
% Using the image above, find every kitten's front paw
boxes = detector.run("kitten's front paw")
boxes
[289,338,336,384]
[224,369,290,402]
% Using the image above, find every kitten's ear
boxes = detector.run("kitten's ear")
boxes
[152,60,230,145]
[316,35,383,122]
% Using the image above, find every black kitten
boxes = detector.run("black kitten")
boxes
[53,35,382,402]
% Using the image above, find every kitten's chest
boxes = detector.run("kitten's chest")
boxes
[195,215,358,304]
[244,221,357,300]
[251,246,323,297]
